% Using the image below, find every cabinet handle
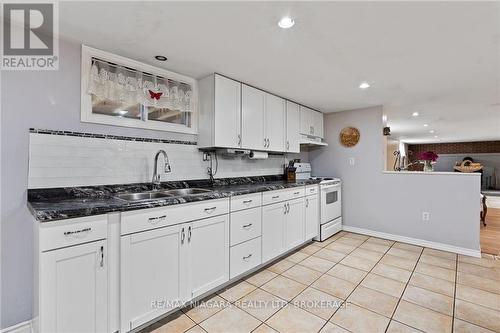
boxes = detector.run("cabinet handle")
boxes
[283,204,287,214]
[310,188,315,192]
[64,227,91,238]
[148,215,166,224]
[188,226,192,242]
[242,223,253,229]
[263,138,267,147]
[267,138,270,148]
[294,191,300,195]
[242,254,253,261]
[312,126,315,135]
[99,246,104,268]
[238,134,241,146]
[310,126,313,134]
[272,195,280,199]
[287,203,290,214]
[306,198,309,207]
[181,227,185,243]
[242,200,253,204]
[204,206,217,213]
[286,141,290,150]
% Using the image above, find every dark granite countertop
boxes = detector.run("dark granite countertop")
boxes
[28,175,321,222]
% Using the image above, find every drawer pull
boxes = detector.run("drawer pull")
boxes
[272,195,280,199]
[242,223,253,229]
[204,206,217,213]
[294,191,300,195]
[148,215,166,224]
[242,254,253,261]
[310,189,315,192]
[64,227,91,237]
[242,200,253,204]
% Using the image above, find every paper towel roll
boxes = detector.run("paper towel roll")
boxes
[249,151,268,159]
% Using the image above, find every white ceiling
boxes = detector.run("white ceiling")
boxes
[57,1,500,143]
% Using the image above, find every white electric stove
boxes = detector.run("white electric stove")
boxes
[295,163,343,241]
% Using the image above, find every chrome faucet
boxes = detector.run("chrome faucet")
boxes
[152,150,171,189]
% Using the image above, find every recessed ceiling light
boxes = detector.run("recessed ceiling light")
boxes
[429,130,435,133]
[423,124,429,127]
[359,82,370,89]
[434,135,438,138]
[412,112,419,117]
[154,55,167,61]
[278,16,295,29]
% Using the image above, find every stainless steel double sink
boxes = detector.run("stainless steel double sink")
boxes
[114,188,212,201]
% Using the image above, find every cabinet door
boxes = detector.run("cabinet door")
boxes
[285,198,305,250]
[262,202,286,262]
[41,240,107,333]
[264,94,285,152]
[186,215,229,299]
[214,75,241,148]
[311,111,324,138]
[299,106,311,135]
[286,101,301,153]
[241,85,266,150]
[121,225,183,331]
[305,195,319,240]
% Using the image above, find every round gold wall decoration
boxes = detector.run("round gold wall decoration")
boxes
[339,127,360,147]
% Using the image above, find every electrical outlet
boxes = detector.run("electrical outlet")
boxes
[203,152,210,161]
[349,157,355,166]
[422,212,430,221]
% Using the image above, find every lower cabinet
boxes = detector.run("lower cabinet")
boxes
[285,197,305,250]
[305,194,320,240]
[262,202,286,262]
[185,214,230,299]
[40,240,108,333]
[120,215,229,331]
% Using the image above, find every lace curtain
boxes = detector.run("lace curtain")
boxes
[87,58,193,112]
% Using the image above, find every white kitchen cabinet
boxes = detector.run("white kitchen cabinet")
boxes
[305,194,319,240]
[311,111,324,138]
[299,106,324,139]
[264,94,286,151]
[262,202,286,262]
[241,84,266,150]
[284,198,305,250]
[120,224,184,331]
[40,240,108,333]
[285,101,301,153]
[185,214,230,299]
[198,74,242,148]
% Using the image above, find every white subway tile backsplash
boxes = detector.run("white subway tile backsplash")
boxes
[28,133,286,188]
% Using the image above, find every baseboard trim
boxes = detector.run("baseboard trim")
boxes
[342,225,481,258]
[1,320,32,333]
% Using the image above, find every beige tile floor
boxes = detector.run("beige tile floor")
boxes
[141,231,500,333]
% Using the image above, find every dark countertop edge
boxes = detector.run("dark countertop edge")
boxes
[30,180,320,223]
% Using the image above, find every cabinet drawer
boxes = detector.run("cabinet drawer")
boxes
[230,237,262,279]
[306,185,319,196]
[230,207,262,246]
[121,198,229,235]
[39,215,107,252]
[262,187,305,205]
[290,187,305,199]
[230,193,262,212]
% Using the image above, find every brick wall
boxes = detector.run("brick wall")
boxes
[408,141,500,161]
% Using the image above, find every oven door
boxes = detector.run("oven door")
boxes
[320,184,342,224]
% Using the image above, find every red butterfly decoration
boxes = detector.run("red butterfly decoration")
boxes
[148,90,163,100]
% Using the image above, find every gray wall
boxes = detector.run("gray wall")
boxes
[310,106,481,251]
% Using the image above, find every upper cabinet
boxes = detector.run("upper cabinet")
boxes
[241,85,266,150]
[241,85,285,152]
[285,101,301,153]
[263,93,286,152]
[199,74,242,148]
[199,73,325,152]
[300,106,324,139]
